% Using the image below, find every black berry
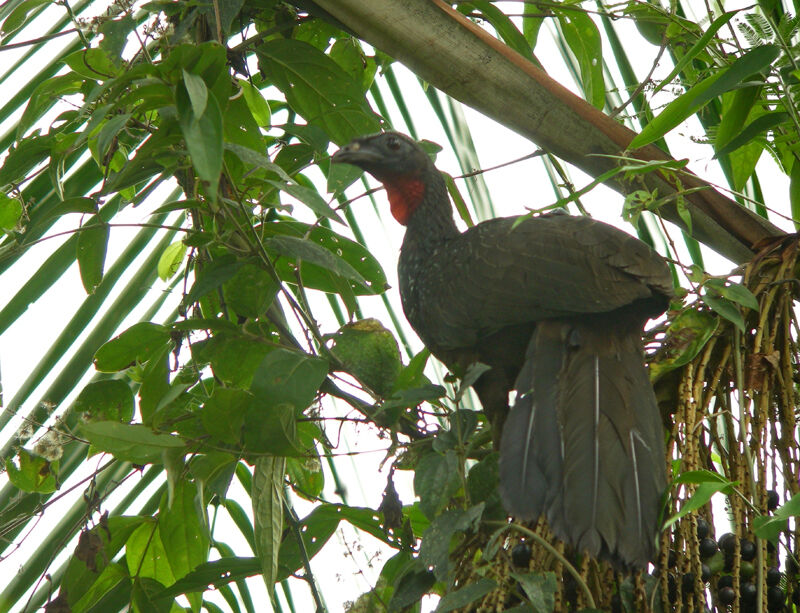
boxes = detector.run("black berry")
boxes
[740,538,756,562]
[700,537,718,558]
[767,585,785,610]
[696,517,710,540]
[667,573,677,603]
[718,532,737,555]
[766,566,782,587]
[718,586,736,605]
[701,563,712,582]
[740,582,757,604]
[718,575,734,589]
[767,489,780,511]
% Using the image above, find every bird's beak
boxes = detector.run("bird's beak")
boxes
[331,139,382,167]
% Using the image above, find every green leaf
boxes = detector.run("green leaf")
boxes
[70,562,131,613]
[182,69,209,118]
[558,12,605,109]
[80,421,185,464]
[276,504,341,581]
[131,577,175,613]
[159,480,209,610]
[250,348,328,411]
[419,505,484,580]
[252,456,286,593]
[155,557,261,599]
[650,11,740,97]
[1,0,50,36]
[258,220,387,295]
[222,261,278,318]
[436,578,497,612]
[631,44,780,148]
[126,522,176,586]
[16,73,84,139]
[157,241,187,281]
[703,293,746,332]
[512,571,557,612]
[414,450,461,519]
[201,387,251,444]
[264,179,343,223]
[265,234,369,289]
[63,48,119,80]
[238,78,271,126]
[754,492,800,542]
[256,38,381,145]
[77,216,109,294]
[715,112,787,158]
[74,379,135,422]
[706,279,759,310]
[177,84,223,197]
[94,322,171,371]
[650,308,718,381]
[5,449,57,493]
[664,477,737,529]
[0,192,23,231]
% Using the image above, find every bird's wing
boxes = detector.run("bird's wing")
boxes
[411,214,673,350]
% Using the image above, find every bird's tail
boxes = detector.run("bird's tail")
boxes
[498,319,666,569]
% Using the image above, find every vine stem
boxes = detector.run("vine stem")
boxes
[486,521,596,609]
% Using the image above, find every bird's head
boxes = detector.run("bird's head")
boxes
[332,132,437,225]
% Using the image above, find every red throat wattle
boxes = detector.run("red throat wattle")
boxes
[384,176,425,225]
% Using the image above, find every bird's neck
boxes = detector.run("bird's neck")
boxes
[397,167,459,256]
[395,168,459,310]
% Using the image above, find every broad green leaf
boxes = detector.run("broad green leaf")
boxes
[703,293,746,332]
[631,44,780,148]
[80,421,185,464]
[1,0,50,36]
[715,112,787,158]
[250,348,328,411]
[126,522,176,586]
[265,234,369,288]
[201,387,252,444]
[256,38,381,145]
[5,449,58,493]
[286,454,324,501]
[94,322,171,371]
[63,47,119,80]
[252,456,286,593]
[155,558,261,599]
[706,278,759,310]
[276,503,341,581]
[414,450,461,519]
[16,73,84,139]
[754,492,800,542]
[264,179,343,223]
[0,192,23,231]
[664,478,737,529]
[512,571,557,612]
[159,480,209,611]
[650,308,718,381]
[238,78,271,127]
[77,217,109,294]
[222,261,278,318]
[177,84,223,197]
[558,11,605,109]
[131,578,175,613]
[182,69,208,118]
[419,505,484,580]
[436,578,498,612]
[74,379,135,422]
[651,11,740,97]
[70,562,131,613]
[157,241,187,281]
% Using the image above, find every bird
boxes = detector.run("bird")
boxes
[332,131,672,569]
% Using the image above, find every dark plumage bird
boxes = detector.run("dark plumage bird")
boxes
[332,132,672,568]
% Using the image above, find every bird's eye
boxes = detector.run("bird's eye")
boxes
[386,136,400,150]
